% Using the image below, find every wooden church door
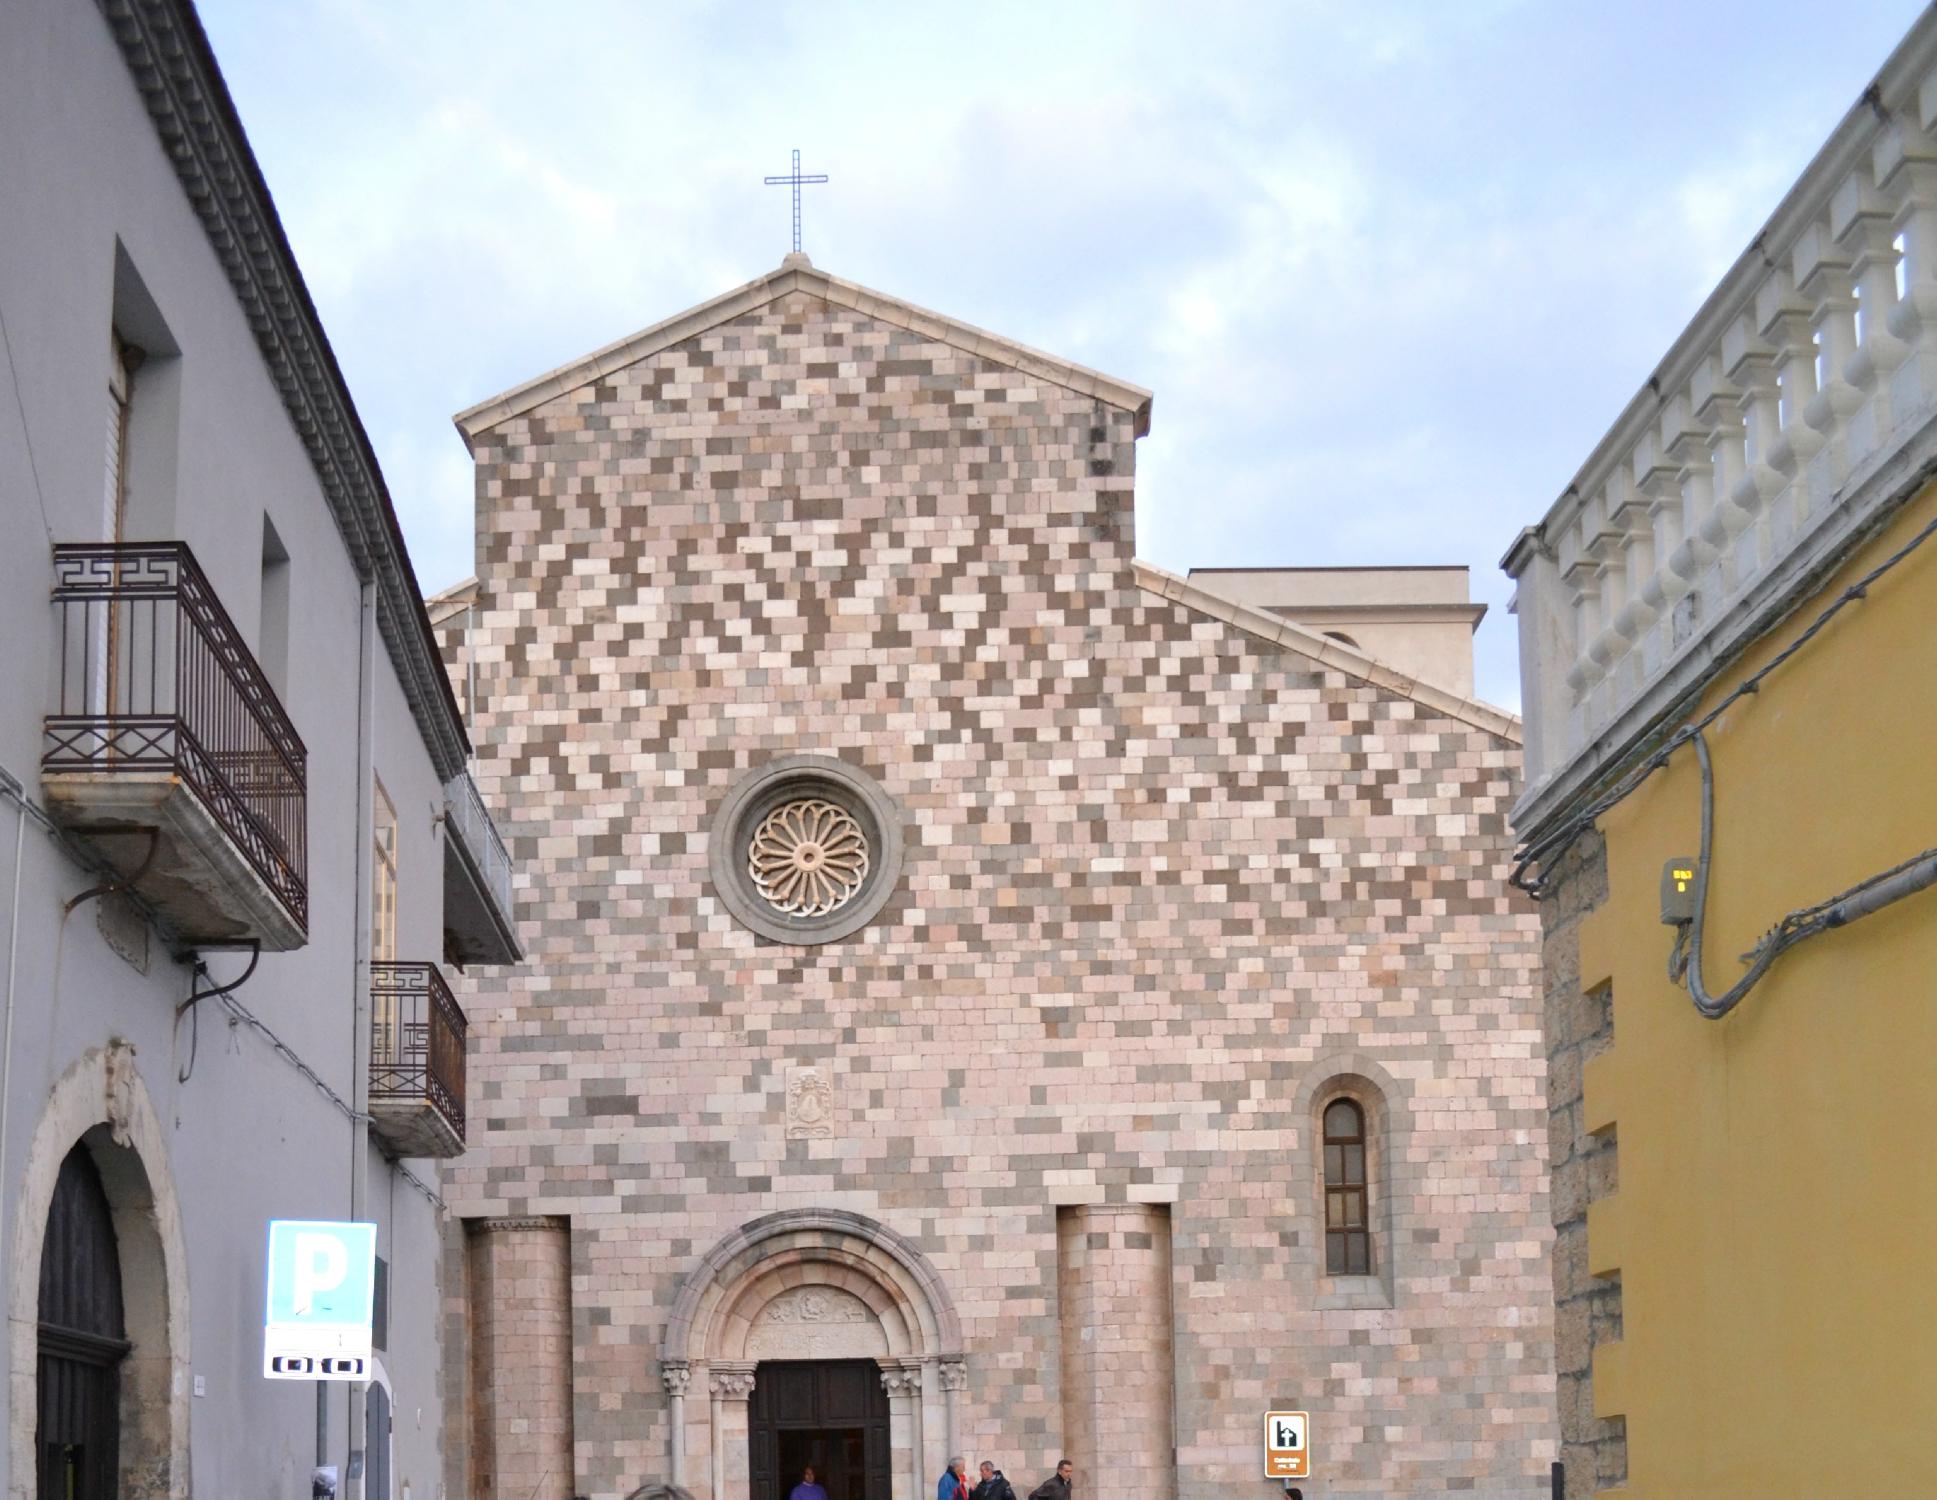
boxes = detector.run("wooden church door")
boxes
[36,1142,130,1500]
[750,1360,891,1500]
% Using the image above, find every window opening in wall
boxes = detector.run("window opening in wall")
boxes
[372,780,399,1065]
[100,331,146,720]
[1322,1098,1371,1275]
[104,330,143,546]
[259,513,291,694]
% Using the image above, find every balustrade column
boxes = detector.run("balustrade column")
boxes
[1692,353,1751,600]
[1606,471,1659,683]
[1838,167,1909,454]
[1579,487,1628,684]
[1800,223,1862,503]
[1658,391,1717,644]
[1884,155,1937,411]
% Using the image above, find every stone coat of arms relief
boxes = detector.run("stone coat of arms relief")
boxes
[785,1066,834,1139]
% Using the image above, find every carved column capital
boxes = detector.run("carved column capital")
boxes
[937,1361,968,1394]
[879,1366,921,1398]
[710,1367,756,1402]
[663,1361,693,1398]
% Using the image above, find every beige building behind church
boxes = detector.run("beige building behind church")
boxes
[433,257,1556,1500]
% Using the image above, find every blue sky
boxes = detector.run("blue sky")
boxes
[200,0,1927,710]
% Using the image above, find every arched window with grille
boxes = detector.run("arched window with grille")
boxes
[1322,1097,1371,1275]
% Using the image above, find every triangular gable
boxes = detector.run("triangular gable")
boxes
[1133,560,1522,743]
[453,254,1154,449]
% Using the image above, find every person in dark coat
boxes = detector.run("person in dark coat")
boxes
[1028,1460,1073,1500]
[972,1461,1018,1500]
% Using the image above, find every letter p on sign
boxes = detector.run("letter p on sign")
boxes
[292,1232,350,1315]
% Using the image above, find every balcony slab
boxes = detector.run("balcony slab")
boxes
[41,768,306,950]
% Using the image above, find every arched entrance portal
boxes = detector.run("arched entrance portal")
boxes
[8,1043,190,1500]
[37,1142,130,1500]
[661,1211,965,1500]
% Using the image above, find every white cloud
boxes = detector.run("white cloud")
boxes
[197,0,1929,712]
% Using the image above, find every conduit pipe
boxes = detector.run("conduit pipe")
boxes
[1677,731,1937,1019]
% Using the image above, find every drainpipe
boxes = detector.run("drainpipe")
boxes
[347,579,377,1496]
[0,765,30,1278]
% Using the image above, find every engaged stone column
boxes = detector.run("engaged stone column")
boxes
[919,1356,943,1491]
[938,1361,967,1478]
[664,1361,692,1486]
[1055,1204,1175,1500]
[467,1217,574,1500]
[881,1364,921,1500]
[710,1365,756,1500]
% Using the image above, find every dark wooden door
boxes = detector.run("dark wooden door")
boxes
[36,1143,129,1500]
[366,1381,393,1499]
[750,1361,890,1500]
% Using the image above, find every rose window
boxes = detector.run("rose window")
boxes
[748,798,871,916]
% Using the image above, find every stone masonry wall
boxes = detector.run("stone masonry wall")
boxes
[1057,1204,1175,1500]
[441,284,1555,1499]
[467,1217,575,1500]
[1537,831,1625,1495]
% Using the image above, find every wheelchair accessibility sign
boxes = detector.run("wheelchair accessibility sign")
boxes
[263,1220,377,1381]
[1264,1411,1311,1479]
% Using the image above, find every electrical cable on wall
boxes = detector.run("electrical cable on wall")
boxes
[1511,504,1937,1018]
[1664,732,1937,1018]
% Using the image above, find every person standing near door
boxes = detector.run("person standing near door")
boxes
[938,1456,970,1500]
[972,1460,1017,1500]
[791,1465,830,1500]
[1028,1459,1073,1500]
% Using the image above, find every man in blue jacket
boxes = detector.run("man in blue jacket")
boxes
[790,1466,829,1500]
[937,1456,969,1500]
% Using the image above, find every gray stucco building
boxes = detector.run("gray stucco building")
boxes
[0,1,520,1496]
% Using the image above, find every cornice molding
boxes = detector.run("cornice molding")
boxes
[101,0,470,779]
[1134,560,1523,743]
[454,255,1154,447]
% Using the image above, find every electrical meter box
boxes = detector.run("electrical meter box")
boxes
[1660,858,1697,924]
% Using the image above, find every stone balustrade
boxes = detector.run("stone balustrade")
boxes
[1507,22,1937,817]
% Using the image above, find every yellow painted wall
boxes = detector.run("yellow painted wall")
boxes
[1577,478,1937,1496]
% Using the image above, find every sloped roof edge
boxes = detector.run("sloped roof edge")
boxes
[453,257,1155,448]
[1133,560,1523,744]
[114,0,472,778]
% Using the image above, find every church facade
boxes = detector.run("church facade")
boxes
[434,257,1555,1500]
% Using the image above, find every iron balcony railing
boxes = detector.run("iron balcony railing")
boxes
[45,542,308,927]
[444,767,514,924]
[369,961,468,1139]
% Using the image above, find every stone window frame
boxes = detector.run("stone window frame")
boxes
[707,755,904,945]
[1292,1052,1410,1311]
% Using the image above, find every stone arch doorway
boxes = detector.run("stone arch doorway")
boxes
[661,1210,965,1500]
[8,1043,190,1500]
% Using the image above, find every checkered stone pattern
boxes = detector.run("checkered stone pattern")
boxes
[441,287,1556,1499]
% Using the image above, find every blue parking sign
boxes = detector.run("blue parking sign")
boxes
[263,1221,376,1381]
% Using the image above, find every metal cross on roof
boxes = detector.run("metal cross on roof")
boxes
[763,149,829,256]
